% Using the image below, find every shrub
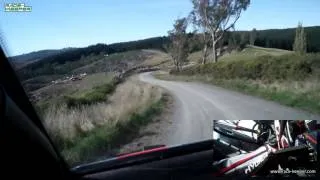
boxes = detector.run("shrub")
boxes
[64,82,116,107]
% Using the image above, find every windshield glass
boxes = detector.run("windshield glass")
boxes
[1,0,320,167]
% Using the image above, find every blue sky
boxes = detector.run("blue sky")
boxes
[1,0,320,56]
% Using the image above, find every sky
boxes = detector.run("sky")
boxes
[1,0,320,56]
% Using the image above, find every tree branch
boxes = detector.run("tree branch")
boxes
[224,11,241,31]
[214,31,225,44]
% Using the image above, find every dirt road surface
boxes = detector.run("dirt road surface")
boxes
[138,72,320,146]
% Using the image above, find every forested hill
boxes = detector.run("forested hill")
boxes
[17,37,169,80]
[17,26,320,80]
[9,48,75,62]
[253,26,320,52]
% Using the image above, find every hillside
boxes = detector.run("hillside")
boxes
[9,48,75,62]
[10,48,76,69]
[197,26,320,53]
[17,37,169,80]
[21,50,163,92]
[188,45,292,63]
[14,26,320,81]
[165,45,320,114]
[219,45,293,61]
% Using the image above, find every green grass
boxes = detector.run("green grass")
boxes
[64,82,116,107]
[61,94,168,165]
[211,79,320,113]
[176,53,320,82]
[164,48,320,114]
[220,46,292,62]
[155,73,320,114]
[35,82,116,114]
[34,73,116,113]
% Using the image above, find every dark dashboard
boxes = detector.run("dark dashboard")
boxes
[84,150,216,180]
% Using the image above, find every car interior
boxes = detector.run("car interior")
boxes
[1,45,319,179]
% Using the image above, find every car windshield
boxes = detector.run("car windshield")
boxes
[1,0,320,167]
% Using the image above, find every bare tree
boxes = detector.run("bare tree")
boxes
[217,36,224,56]
[165,18,189,71]
[190,0,211,64]
[191,0,250,63]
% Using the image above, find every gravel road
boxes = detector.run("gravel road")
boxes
[139,72,320,146]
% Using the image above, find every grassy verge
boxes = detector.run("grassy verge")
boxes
[155,73,320,114]
[162,51,320,114]
[174,53,320,81]
[40,76,167,166]
[212,79,320,114]
[61,94,168,165]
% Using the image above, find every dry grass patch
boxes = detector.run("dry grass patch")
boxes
[44,76,163,140]
[42,76,165,165]
[188,46,293,63]
[140,50,172,68]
